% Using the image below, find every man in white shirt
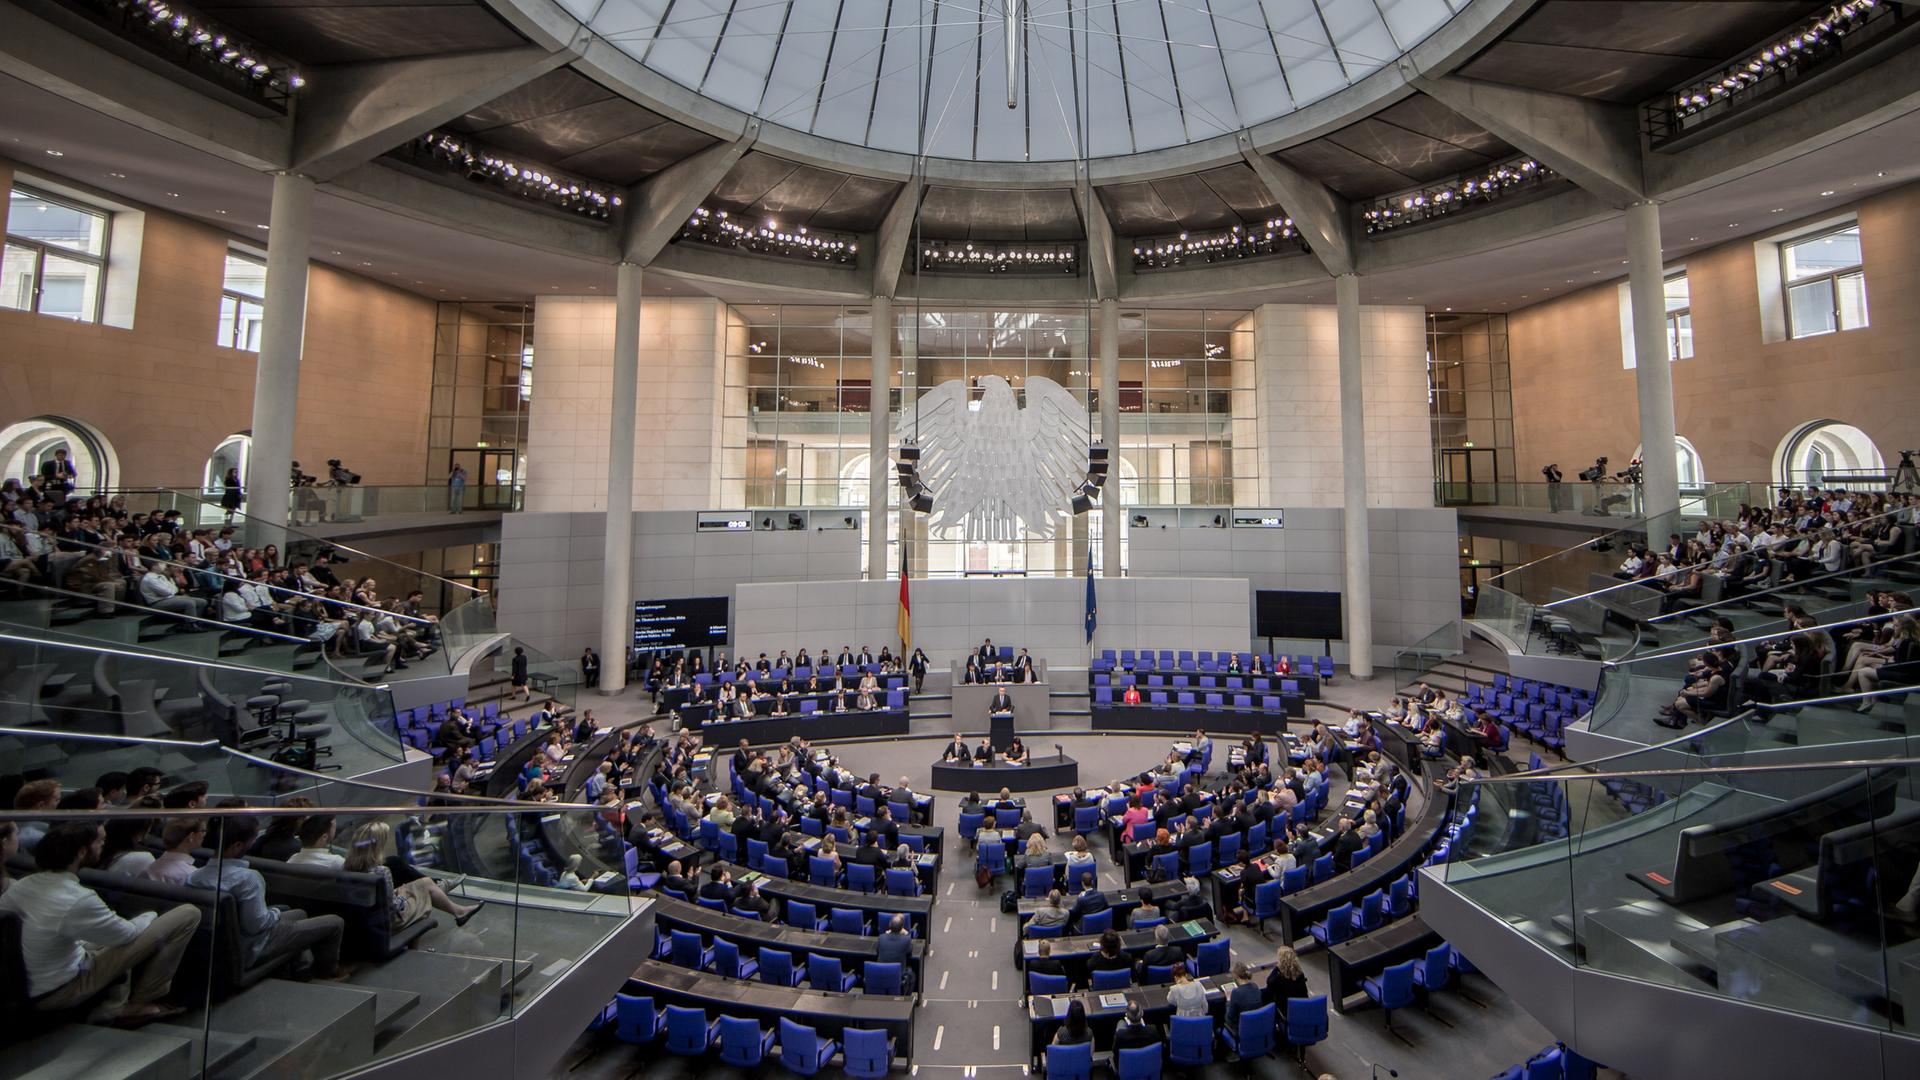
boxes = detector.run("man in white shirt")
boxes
[144,818,205,885]
[287,816,345,870]
[138,561,204,617]
[0,822,201,1024]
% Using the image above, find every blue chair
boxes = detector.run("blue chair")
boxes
[613,993,663,1045]
[1045,1042,1093,1080]
[700,819,720,849]
[717,832,739,863]
[1091,967,1132,990]
[1167,1015,1215,1067]
[1312,853,1334,882]
[1023,864,1054,898]
[711,937,759,980]
[1217,832,1241,866]
[1079,908,1113,935]
[717,1016,776,1067]
[1189,937,1231,976]
[762,857,789,879]
[1285,996,1328,1062]
[1412,943,1453,997]
[807,953,858,992]
[786,900,828,931]
[864,960,905,995]
[1025,921,1064,939]
[1253,879,1285,932]
[1073,805,1101,836]
[1028,971,1070,996]
[760,948,806,987]
[856,795,877,817]
[778,1018,839,1077]
[1143,964,1179,985]
[978,841,1007,879]
[959,811,985,845]
[995,807,1023,830]
[697,896,729,914]
[1310,903,1354,946]
[664,1005,718,1057]
[1186,841,1213,876]
[745,837,769,872]
[809,856,841,886]
[1222,1002,1276,1060]
[847,862,877,894]
[1388,877,1414,918]
[840,1028,894,1079]
[885,867,921,897]
[1362,960,1417,1029]
[831,907,870,936]
[1351,891,1385,933]
[1152,852,1180,881]
[670,929,713,971]
[1282,866,1309,894]
[1116,1044,1164,1080]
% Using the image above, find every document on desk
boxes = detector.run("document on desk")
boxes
[1099,994,1128,1009]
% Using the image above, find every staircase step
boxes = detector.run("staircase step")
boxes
[343,950,510,1055]
[181,978,378,1080]
[0,1024,196,1080]
[143,1022,259,1077]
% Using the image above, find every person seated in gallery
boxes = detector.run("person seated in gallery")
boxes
[1122,683,1142,705]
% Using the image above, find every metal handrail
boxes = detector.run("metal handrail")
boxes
[1486,519,1650,585]
[94,485,485,598]
[1457,753,1920,789]
[0,628,394,690]
[1542,504,1912,610]
[1611,605,1913,668]
[1643,544,1920,624]
[1751,685,1920,710]
[0,580,312,645]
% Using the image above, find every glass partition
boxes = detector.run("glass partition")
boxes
[1393,620,1464,688]
[1440,748,1920,1033]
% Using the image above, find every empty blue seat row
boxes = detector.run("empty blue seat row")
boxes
[606,994,896,1076]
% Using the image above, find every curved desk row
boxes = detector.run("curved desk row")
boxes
[683,707,910,745]
[1105,669,1321,700]
[931,753,1079,793]
[707,860,934,933]
[1016,918,1217,970]
[1090,702,1302,735]
[1270,782,1448,942]
[628,958,917,1061]
[649,891,928,985]
[1024,967,1267,1063]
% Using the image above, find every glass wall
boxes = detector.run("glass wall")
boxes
[718,305,1256,577]
[431,302,533,507]
[1428,313,1515,502]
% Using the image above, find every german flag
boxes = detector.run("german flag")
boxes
[897,537,912,655]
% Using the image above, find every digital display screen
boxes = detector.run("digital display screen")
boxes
[632,597,730,649]
[1255,590,1344,641]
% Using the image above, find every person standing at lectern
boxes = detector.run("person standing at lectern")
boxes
[942,734,971,762]
[990,686,1015,717]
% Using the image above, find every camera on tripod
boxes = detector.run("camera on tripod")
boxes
[1577,457,1608,482]
[326,458,362,485]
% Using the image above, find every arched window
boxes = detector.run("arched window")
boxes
[1775,421,1884,489]
[0,415,117,492]
[203,434,251,496]
[1633,437,1705,489]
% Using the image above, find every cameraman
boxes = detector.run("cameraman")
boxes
[1542,463,1564,511]
[1578,457,1609,514]
[1895,450,1918,496]
[1617,456,1645,515]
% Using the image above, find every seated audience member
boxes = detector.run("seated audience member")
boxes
[99,814,159,876]
[13,778,60,851]
[1266,946,1311,1004]
[1087,930,1133,980]
[875,914,916,992]
[1028,890,1070,934]
[1167,965,1209,1017]
[188,815,349,979]
[1027,939,1068,980]
[287,816,344,869]
[1051,998,1093,1046]
[1112,1000,1163,1051]
[144,818,206,884]
[1137,923,1186,977]
[249,797,316,862]
[1225,963,1265,1028]
[344,820,481,925]
[0,821,202,1024]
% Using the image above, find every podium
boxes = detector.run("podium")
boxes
[990,710,1016,750]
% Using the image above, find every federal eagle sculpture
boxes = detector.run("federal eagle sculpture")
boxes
[912,375,1090,542]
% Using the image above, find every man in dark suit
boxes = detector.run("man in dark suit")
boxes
[660,860,695,899]
[1013,810,1047,845]
[942,734,971,761]
[870,805,900,851]
[1112,1002,1162,1052]
[732,880,772,920]
[698,866,734,904]
[974,738,995,762]
[858,773,887,807]
[1332,818,1366,873]
[989,686,1014,715]
[1027,940,1068,980]
[874,914,916,991]
[1136,924,1186,974]
[1069,874,1109,931]
[1289,826,1320,867]
[978,638,996,663]
[1225,964,1266,1029]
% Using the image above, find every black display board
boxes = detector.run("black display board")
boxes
[1254,590,1343,641]
[633,597,730,648]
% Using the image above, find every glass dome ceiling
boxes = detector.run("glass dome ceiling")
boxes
[561,0,1472,162]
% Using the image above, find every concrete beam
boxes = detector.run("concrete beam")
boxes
[620,121,757,265]
[1073,170,1119,301]
[324,160,619,261]
[1409,70,1646,207]
[290,45,579,180]
[0,2,288,171]
[1237,133,1354,277]
[871,177,922,299]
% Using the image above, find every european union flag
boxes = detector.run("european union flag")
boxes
[1084,551,1097,643]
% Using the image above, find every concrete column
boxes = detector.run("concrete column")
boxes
[1099,298,1122,577]
[1335,274,1374,679]
[869,296,893,579]
[1625,200,1682,542]
[244,172,314,546]
[598,262,642,694]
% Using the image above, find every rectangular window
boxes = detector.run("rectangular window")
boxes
[1782,224,1867,339]
[1663,272,1693,360]
[1,186,108,322]
[217,249,267,351]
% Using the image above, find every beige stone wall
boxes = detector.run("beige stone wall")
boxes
[0,161,436,487]
[1511,182,1920,485]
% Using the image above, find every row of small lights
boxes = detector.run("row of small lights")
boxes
[101,0,303,98]
[412,134,622,220]
[1132,218,1303,270]
[919,241,1078,274]
[680,207,858,262]
[1672,0,1882,117]
[1363,158,1553,234]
